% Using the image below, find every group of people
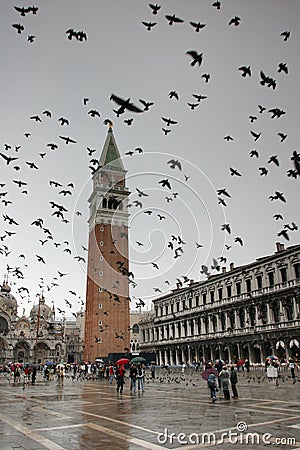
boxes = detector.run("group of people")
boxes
[115,363,146,394]
[206,361,238,403]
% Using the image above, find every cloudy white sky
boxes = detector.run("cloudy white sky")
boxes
[0,0,299,318]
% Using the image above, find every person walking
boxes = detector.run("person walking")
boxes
[109,364,115,385]
[150,363,155,380]
[129,363,138,393]
[137,363,145,392]
[219,365,231,400]
[116,365,126,394]
[207,372,218,403]
[230,365,239,399]
[215,359,224,390]
[31,365,37,385]
[289,359,296,383]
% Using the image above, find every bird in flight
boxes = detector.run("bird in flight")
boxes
[167,159,182,170]
[149,3,161,14]
[280,30,290,41]
[228,16,241,26]
[59,136,77,144]
[189,21,206,32]
[12,23,24,33]
[159,179,172,189]
[239,66,251,77]
[186,50,203,67]
[277,133,287,142]
[141,21,157,31]
[212,1,221,9]
[260,71,276,89]
[46,142,58,150]
[169,90,179,100]
[139,99,154,111]
[110,94,143,113]
[0,153,18,165]
[165,14,184,25]
[162,117,177,126]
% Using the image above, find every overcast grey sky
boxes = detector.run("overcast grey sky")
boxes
[0,0,299,317]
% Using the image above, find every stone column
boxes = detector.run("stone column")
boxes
[292,296,298,320]
[266,302,272,324]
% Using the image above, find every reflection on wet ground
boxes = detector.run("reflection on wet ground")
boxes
[1,367,300,449]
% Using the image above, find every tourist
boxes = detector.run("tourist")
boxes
[230,365,239,399]
[289,359,296,382]
[129,363,138,393]
[108,364,114,384]
[137,363,145,392]
[207,372,218,403]
[150,363,155,380]
[116,365,126,394]
[31,365,37,385]
[215,359,224,389]
[219,365,231,400]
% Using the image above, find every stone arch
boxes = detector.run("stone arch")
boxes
[14,341,30,363]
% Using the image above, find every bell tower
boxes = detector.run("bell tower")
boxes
[84,127,131,361]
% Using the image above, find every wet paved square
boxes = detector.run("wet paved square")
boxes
[1,367,300,449]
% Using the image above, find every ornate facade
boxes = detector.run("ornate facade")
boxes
[0,284,85,364]
[139,243,300,366]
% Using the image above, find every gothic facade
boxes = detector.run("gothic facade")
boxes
[139,243,300,366]
[0,285,85,364]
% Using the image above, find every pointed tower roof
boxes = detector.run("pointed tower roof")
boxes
[99,127,125,171]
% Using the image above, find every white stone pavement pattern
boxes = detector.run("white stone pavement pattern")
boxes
[1,368,300,450]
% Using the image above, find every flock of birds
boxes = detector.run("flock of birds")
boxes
[2,2,299,329]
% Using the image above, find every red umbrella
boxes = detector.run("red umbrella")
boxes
[202,367,218,381]
[116,358,130,366]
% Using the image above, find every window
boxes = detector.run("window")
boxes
[100,256,103,261]
[100,226,104,231]
[202,293,207,305]
[226,285,232,298]
[246,279,251,293]
[280,267,287,283]
[195,295,200,307]
[236,282,241,295]
[268,272,275,287]
[100,241,104,246]
[99,271,103,277]
[98,320,102,326]
[189,298,192,309]
[256,275,262,289]
[132,324,139,334]
[294,263,300,280]
[218,288,223,300]
[98,303,102,309]
[210,291,214,303]
[176,302,180,312]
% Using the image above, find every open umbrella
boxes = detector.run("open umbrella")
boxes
[201,367,218,381]
[130,356,146,364]
[266,356,278,360]
[116,358,130,366]
[45,361,54,365]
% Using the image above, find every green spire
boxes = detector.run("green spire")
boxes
[99,127,125,170]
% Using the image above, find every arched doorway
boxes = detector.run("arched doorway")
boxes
[14,341,30,363]
[276,340,286,361]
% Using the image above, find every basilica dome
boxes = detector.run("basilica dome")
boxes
[30,296,52,321]
[0,283,18,316]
